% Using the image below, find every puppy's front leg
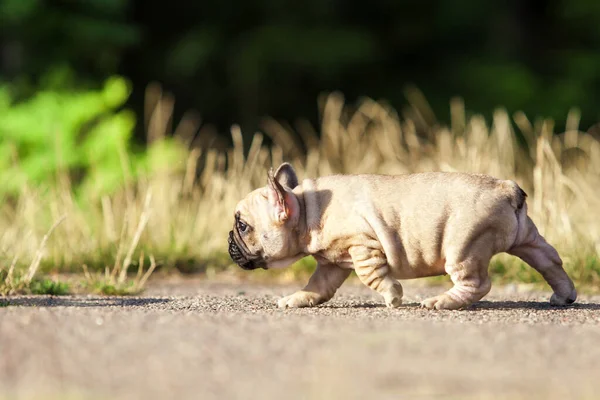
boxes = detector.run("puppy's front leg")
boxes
[278,263,351,308]
[349,246,403,308]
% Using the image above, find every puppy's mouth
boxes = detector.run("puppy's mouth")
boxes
[227,230,267,271]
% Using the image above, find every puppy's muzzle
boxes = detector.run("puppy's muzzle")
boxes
[228,230,266,270]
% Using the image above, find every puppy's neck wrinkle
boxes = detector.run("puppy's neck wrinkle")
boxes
[296,178,323,254]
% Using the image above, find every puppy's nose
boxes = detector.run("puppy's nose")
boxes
[228,230,253,268]
[240,260,257,270]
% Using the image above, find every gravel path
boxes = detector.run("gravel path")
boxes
[1,278,600,400]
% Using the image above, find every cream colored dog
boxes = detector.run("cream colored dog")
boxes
[227,163,577,310]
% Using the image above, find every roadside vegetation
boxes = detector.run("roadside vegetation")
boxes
[1,77,599,295]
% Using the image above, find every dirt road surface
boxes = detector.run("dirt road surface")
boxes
[1,278,599,400]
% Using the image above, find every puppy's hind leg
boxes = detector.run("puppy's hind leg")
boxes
[508,216,576,305]
[421,232,495,310]
[349,246,404,308]
[278,262,351,308]
[420,259,492,310]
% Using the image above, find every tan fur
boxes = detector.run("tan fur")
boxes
[231,164,577,310]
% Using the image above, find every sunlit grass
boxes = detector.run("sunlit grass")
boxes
[29,278,70,295]
[1,84,599,294]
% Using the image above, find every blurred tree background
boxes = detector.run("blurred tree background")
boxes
[1,0,600,144]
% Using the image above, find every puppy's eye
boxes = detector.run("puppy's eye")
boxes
[237,220,248,233]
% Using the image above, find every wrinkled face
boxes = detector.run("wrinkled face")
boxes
[228,164,301,270]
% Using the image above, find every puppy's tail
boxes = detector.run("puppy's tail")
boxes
[502,180,529,251]
[502,180,527,211]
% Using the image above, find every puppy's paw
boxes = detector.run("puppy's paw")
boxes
[277,291,322,308]
[550,288,577,306]
[384,295,402,308]
[420,293,467,310]
[382,286,403,308]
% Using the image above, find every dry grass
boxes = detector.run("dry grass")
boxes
[1,85,599,294]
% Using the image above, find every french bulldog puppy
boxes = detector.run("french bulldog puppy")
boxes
[228,163,577,310]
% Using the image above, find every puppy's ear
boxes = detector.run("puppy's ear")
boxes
[274,163,299,189]
[267,167,295,223]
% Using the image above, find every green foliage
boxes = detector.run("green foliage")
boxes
[0,267,70,296]
[0,0,41,24]
[89,281,138,296]
[0,76,129,195]
[3,0,600,134]
[29,278,70,295]
[0,0,138,97]
[0,75,186,198]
